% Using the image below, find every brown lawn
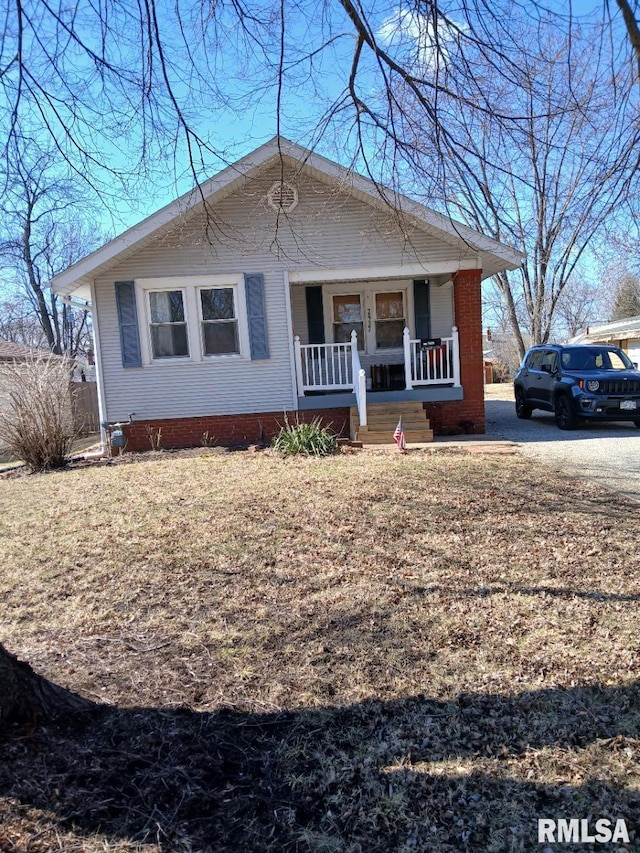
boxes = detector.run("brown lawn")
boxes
[0,448,639,851]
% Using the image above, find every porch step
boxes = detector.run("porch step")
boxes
[355,429,434,444]
[351,402,433,445]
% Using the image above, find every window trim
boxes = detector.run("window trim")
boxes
[136,275,249,365]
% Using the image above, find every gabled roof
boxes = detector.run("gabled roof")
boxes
[51,137,523,299]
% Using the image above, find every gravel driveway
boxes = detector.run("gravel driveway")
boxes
[484,384,640,502]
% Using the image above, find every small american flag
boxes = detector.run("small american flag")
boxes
[393,417,406,450]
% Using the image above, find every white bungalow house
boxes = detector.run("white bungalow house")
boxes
[50,137,522,450]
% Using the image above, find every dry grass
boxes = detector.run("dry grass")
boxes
[0,448,639,851]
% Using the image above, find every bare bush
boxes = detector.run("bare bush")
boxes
[0,353,77,471]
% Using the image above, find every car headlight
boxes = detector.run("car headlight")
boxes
[586,379,600,392]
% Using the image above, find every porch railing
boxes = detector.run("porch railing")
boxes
[294,338,353,391]
[403,326,461,389]
[294,331,367,426]
[294,326,461,422]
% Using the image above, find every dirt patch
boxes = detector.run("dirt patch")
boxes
[484,382,515,401]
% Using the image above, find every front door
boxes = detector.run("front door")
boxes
[326,286,408,355]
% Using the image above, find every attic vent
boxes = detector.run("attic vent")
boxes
[267,181,298,213]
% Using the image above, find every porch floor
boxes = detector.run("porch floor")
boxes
[298,384,464,411]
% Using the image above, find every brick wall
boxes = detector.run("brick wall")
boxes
[422,269,486,435]
[116,408,351,453]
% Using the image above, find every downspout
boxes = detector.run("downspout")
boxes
[62,288,108,455]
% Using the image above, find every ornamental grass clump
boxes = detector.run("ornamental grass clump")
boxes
[271,415,338,457]
[0,353,77,472]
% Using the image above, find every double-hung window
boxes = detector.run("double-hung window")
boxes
[149,290,189,358]
[138,275,248,364]
[200,287,239,356]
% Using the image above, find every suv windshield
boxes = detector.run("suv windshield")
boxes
[560,346,634,371]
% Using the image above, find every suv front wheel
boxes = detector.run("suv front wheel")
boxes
[554,394,577,430]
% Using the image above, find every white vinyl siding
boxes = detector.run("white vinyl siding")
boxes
[95,166,467,421]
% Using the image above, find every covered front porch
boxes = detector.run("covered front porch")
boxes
[294,326,462,429]
[288,272,466,431]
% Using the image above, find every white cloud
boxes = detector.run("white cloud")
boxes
[377,8,460,71]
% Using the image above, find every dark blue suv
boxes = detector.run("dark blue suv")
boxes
[514,344,640,430]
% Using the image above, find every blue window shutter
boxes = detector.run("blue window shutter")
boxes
[115,281,142,368]
[244,273,269,360]
[413,279,431,340]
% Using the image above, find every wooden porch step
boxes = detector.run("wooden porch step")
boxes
[350,401,433,444]
[356,429,434,444]
[366,401,426,415]
[365,412,429,428]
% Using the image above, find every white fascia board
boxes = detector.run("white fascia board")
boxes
[582,316,640,340]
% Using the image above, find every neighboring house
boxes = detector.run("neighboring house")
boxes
[50,137,522,450]
[0,340,46,362]
[0,341,99,438]
[483,328,532,382]
[0,342,62,451]
[569,317,640,367]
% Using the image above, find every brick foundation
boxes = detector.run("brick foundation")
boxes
[116,408,351,453]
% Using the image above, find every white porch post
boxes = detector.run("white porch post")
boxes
[357,369,367,426]
[351,330,367,427]
[403,326,414,390]
[452,325,461,387]
[294,336,305,396]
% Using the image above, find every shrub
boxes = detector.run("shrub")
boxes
[271,414,338,457]
[0,353,77,472]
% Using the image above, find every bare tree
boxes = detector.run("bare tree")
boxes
[0,296,48,347]
[610,272,640,320]
[1,2,638,192]
[0,139,102,356]
[0,641,93,725]
[397,15,639,357]
[554,278,607,339]
[1,0,639,724]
